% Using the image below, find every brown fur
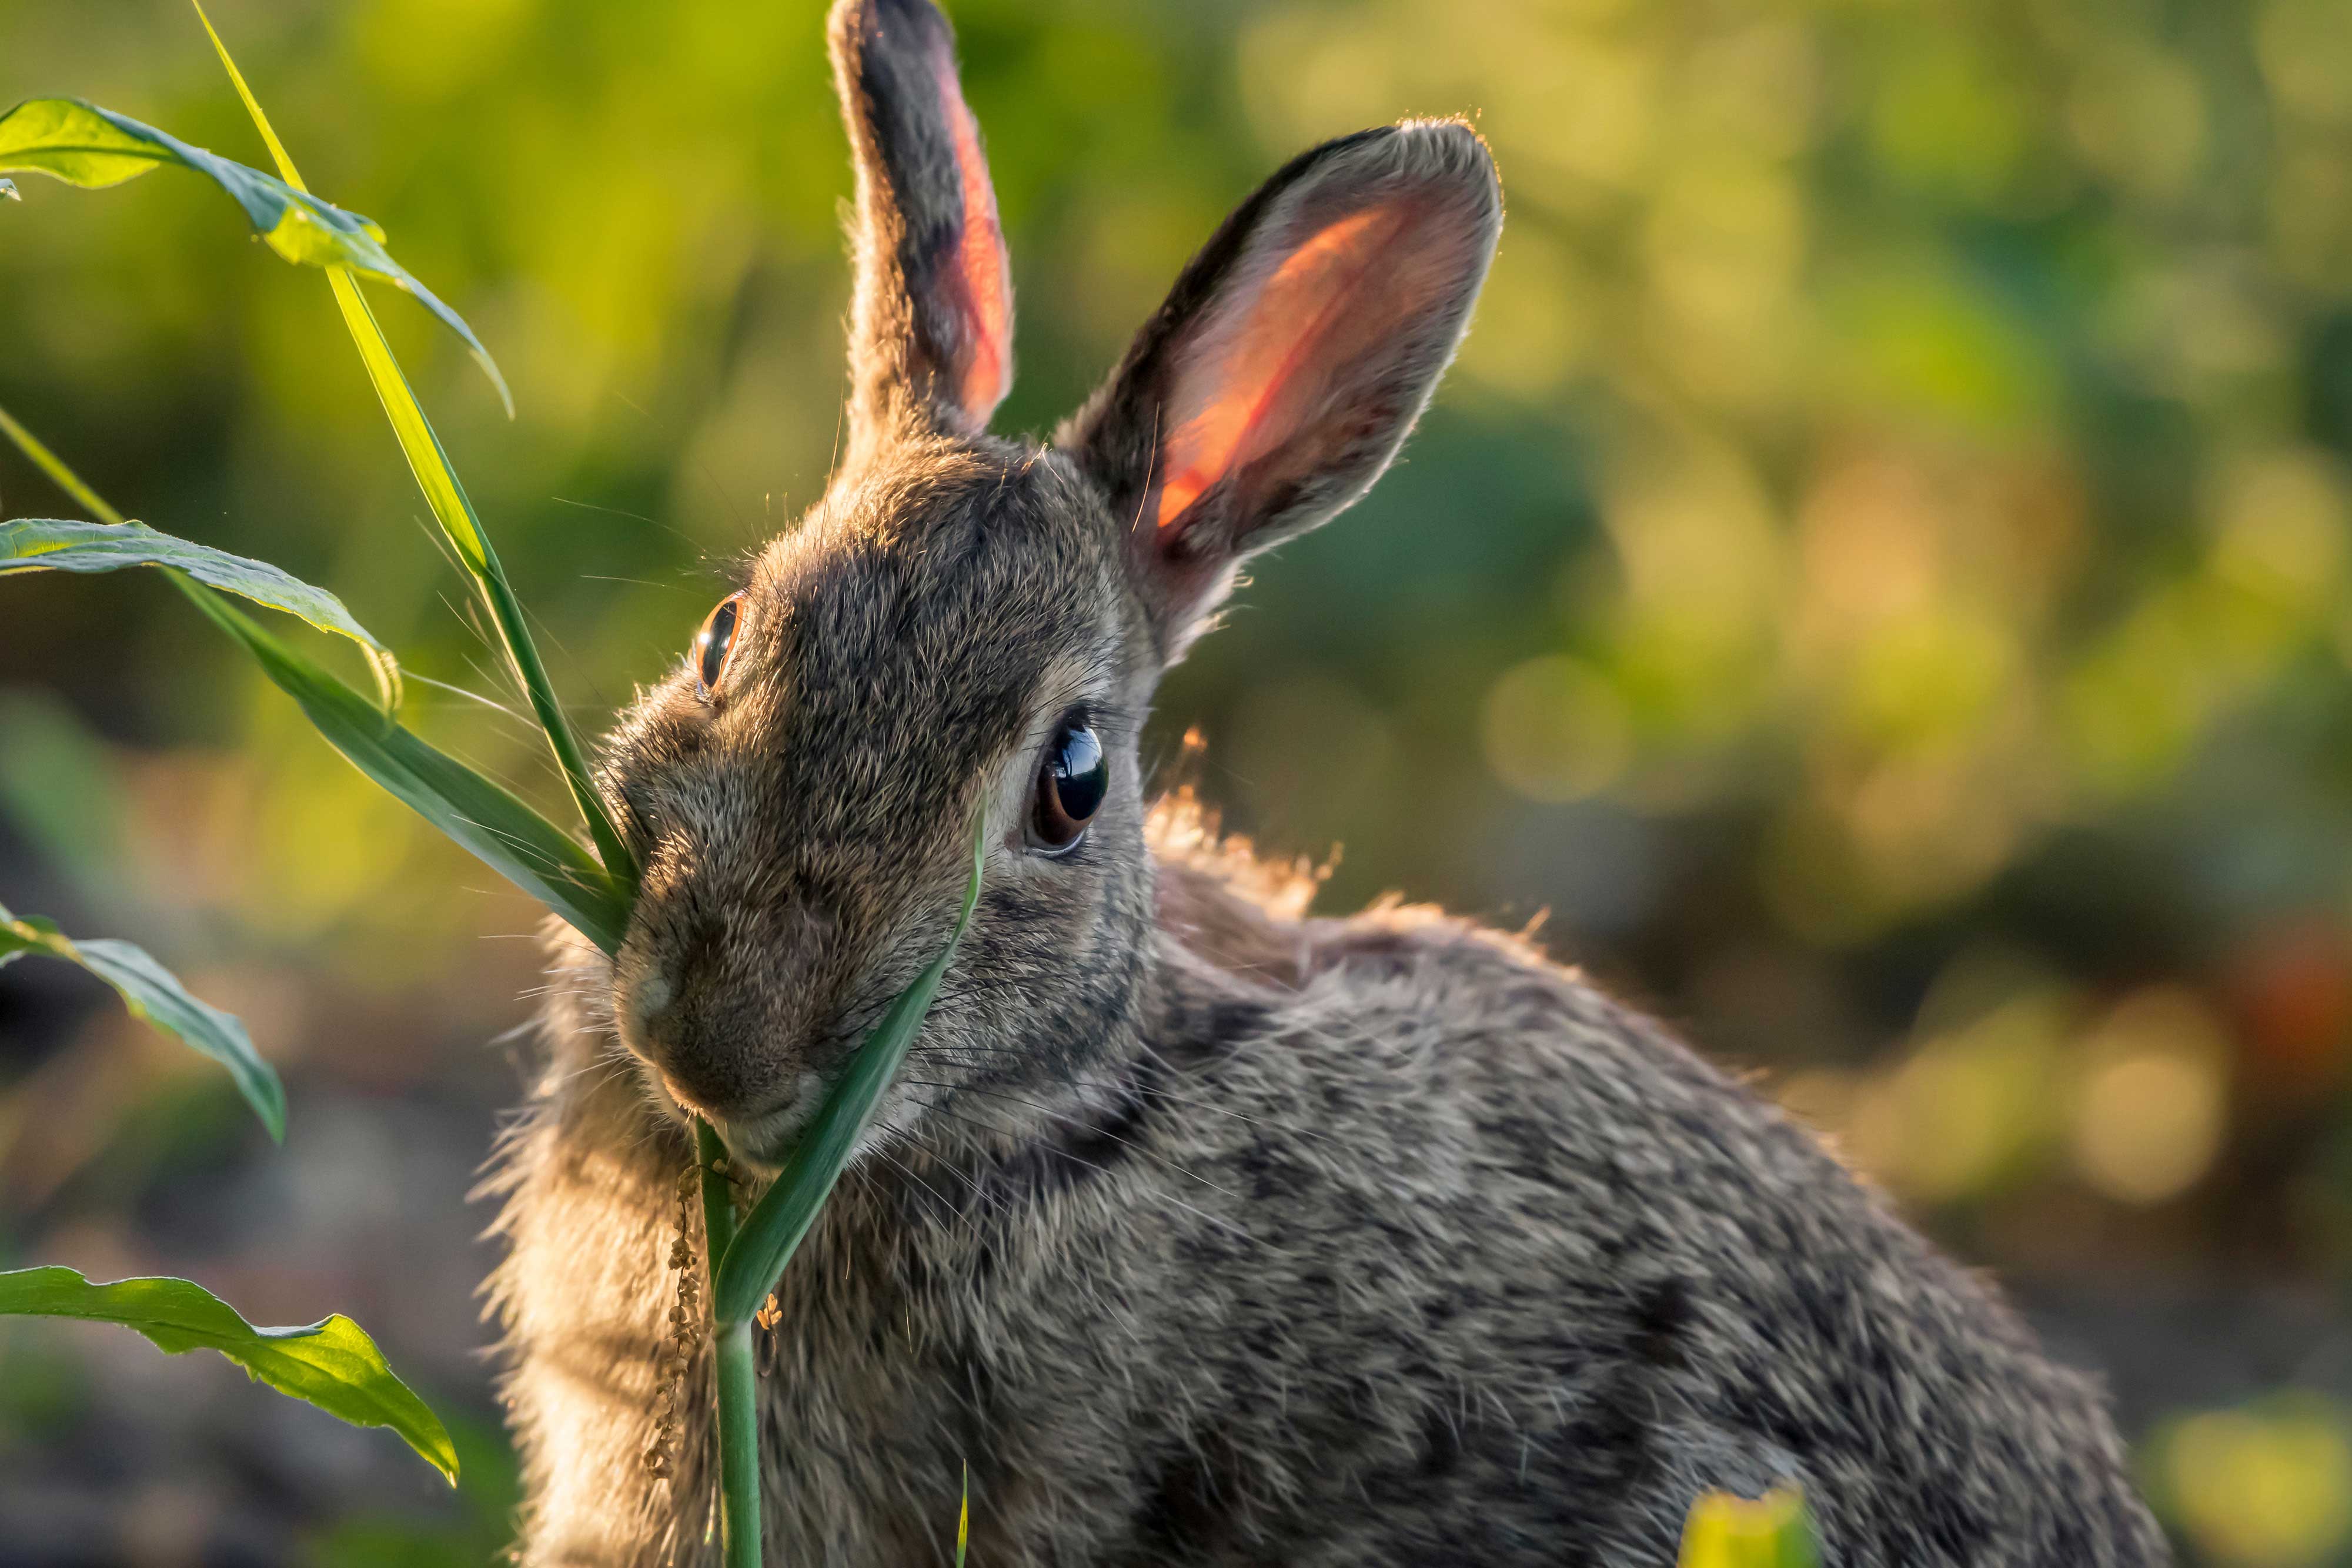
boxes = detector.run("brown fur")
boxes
[485,2,2168,1563]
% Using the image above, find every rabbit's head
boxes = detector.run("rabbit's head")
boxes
[602,0,1501,1164]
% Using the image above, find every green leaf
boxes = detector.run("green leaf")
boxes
[2,516,400,711]
[181,587,632,955]
[0,402,627,955]
[191,3,638,894]
[0,1266,456,1483]
[0,95,507,412]
[0,901,284,1140]
[712,815,987,1326]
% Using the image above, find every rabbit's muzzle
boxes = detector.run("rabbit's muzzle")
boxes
[614,885,851,1132]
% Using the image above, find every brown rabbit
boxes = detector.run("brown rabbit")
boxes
[486,1,2170,1562]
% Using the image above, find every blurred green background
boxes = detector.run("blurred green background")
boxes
[5,0,2352,1561]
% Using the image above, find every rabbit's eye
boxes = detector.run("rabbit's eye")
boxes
[692,593,745,696]
[1029,716,1106,855]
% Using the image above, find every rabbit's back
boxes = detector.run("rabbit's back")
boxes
[986,840,2171,1566]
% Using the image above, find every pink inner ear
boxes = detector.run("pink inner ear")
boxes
[1153,204,1414,530]
[936,54,1010,419]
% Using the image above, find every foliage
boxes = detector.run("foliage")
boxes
[183,584,632,952]
[187,2,636,890]
[2,514,400,710]
[0,899,282,1138]
[0,96,506,412]
[0,3,616,1495]
[0,1266,456,1483]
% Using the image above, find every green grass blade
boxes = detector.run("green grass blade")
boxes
[0,402,128,525]
[696,1120,761,1568]
[696,1118,741,1276]
[957,1463,970,1567]
[0,1266,456,1482]
[0,902,283,1139]
[189,3,636,894]
[3,516,400,711]
[0,96,504,406]
[180,586,632,954]
[712,815,987,1327]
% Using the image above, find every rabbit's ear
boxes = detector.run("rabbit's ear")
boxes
[1060,120,1500,657]
[829,0,1013,455]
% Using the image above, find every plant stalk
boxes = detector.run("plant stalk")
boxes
[190,1,640,895]
[0,403,127,526]
[326,266,640,891]
[713,1320,760,1568]
[697,1119,761,1568]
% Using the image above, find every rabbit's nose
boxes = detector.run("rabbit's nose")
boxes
[625,895,846,1118]
[627,915,746,1112]
[634,991,733,1118]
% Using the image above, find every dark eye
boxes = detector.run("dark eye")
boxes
[692,593,744,696]
[1029,716,1107,854]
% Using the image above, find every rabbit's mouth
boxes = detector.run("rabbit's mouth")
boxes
[637,1061,827,1174]
[609,917,920,1169]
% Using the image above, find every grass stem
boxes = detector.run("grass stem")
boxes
[697,1119,761,1568]
[714,1320,761,1568]
[191,0,639,895]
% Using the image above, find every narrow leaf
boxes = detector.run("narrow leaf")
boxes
[2,516,399,711]
[713,816,987,1326]
[193,2,639,891]
[182,589,632,955]
[0,901,283,1139]
[0,403,626,954]
[0,96,506,409]
[0,1266,456,1483]
[697,1119,763,1568]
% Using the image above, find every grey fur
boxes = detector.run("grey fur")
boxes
[485,2,2170,1563]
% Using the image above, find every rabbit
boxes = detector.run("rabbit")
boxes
[484,0,2171,1563]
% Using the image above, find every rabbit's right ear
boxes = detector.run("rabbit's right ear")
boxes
[1060,120,1501,661]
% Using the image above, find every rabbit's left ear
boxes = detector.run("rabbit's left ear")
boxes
[1060,120,1501,660]
[830,0,1013,457]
